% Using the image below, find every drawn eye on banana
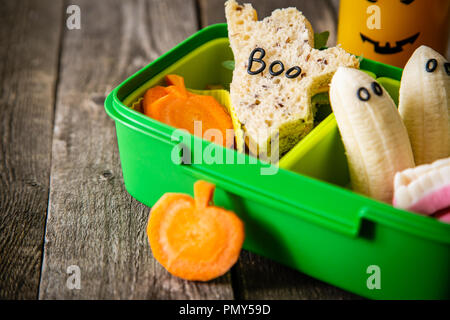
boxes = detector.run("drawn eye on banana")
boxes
[330,67,415,203]
[399,45,450,166]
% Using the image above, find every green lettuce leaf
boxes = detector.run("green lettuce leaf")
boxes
[222,60,235,71]
[314,31,330,50]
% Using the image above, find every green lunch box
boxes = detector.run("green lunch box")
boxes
[105,24,450,300]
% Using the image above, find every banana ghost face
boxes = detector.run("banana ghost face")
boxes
[330,67,414,202]
[399,45,450,165]
[337,0,450,68]
[330,67,398,127]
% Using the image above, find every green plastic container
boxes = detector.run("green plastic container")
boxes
[105,24,450,299]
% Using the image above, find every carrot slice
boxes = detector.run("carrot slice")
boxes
[142,74,234,147]
[147,181,245,281]
[194,180,215,209]
[147,90,234,147]
[165,74,187,96]
[142,86,168,115]
[145,93,186,125]
[165,85,189,98]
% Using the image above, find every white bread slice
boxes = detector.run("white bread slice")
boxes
[225,0,359,159]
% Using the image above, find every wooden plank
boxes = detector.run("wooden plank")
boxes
[0,0,63,299]
[199,0,360,299]
[198,0,338,45]
[39,0,233,299]
[330,0,340,14]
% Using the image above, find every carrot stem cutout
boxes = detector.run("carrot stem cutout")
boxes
[147,180,245,281]
[142,75,234,148]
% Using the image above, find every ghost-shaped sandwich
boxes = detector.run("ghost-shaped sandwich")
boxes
[398,45,450,166]
[329,67,415,203]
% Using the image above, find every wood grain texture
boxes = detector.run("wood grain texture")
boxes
[0,0,63,299]
[198,0,338,45]
[39,0,233,299]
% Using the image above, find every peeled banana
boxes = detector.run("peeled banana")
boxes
[398,45,450,165]
[330,67,415,203]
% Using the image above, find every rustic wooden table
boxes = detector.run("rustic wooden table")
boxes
[0,0,368,300]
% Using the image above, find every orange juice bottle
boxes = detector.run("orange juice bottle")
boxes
[337,0,449,68]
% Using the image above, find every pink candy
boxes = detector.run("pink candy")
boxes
[433,209,450,224]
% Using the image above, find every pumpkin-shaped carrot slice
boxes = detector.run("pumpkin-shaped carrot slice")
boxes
[146,90,234,148]
[147,181,245,281]
[142,86,168,115]
[142,74,234,148]
[165,85,189,98]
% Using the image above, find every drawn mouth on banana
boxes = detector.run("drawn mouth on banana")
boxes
[360,32,420,54]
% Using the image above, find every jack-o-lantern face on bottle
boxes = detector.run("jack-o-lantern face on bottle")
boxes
[337,0,449,68]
